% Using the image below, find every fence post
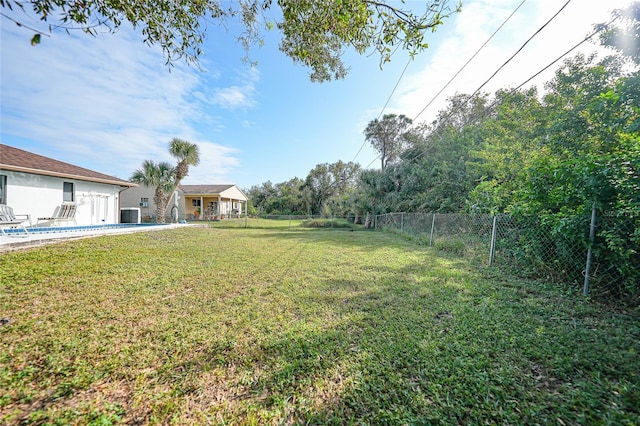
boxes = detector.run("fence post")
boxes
[583,203,597,296]
[429,214,436,247]
[401,213,404,233]
[489,215,498,267]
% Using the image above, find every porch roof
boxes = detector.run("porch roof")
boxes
[178,184,247,201]
[179,184,235,195]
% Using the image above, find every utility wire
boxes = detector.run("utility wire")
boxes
[420,0,573,137]
[351,57,412,163]
[354,0,528,168]
[351,1,467,164]
[0,12,51,37]
[464,0,572,103]
[406,0,574,145]
[363,12,619,171]
[412,0,527,122]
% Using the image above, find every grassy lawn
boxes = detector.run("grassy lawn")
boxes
[201,217,355,230]
[1,226,638,424]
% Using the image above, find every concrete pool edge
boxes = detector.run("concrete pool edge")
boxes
[0,223,191,252]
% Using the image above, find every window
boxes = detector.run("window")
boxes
[191,199,201,207]
[140,197,149,207]
[0,175,6,204]
[63,182,74,202]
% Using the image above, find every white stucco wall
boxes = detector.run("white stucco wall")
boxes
[1,170,127,226]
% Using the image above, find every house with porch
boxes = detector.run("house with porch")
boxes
[0,144,137,226]
[120,184,248,222]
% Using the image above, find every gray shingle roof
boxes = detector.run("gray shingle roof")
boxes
[178,184,235,195]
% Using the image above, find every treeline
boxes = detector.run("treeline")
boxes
[246,161,361,217]
[247,5,639,226]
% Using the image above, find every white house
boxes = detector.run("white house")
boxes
[121,184,248,221]
[0,144,137,226]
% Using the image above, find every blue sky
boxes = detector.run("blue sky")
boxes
[1,0,631,189]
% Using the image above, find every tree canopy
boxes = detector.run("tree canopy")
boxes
[130,138,200,223]
[169,137,200,185]
[130,160,175,224]
[2,0,460,81]
[364,113,413,169]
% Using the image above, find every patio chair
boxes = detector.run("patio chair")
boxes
[0,204,31,237]
[37,203,78,227]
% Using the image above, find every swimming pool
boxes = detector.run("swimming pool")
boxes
[1,223,170,237]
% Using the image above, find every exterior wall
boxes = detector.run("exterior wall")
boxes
[120,186,158,221]
[121,185,248,221]
[120,186,182,222]
[0,170,126,226]
[184,196,218,219]
[220,187,248,217]
[183,196,241,219]
[219,186,248,202]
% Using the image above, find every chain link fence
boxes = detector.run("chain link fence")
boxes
[376,210,639,306]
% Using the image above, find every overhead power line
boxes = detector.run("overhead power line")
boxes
[351,57,412,163]
[415,0,573,136]
[412,0,527,122]
[464,0,573,103]
[364,10,620,172]
[353,0,527,166]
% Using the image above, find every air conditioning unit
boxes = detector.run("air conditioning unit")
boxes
[121,207,141,224]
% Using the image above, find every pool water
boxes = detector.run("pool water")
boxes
[2,223,167,236]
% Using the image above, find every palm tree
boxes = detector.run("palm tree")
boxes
[169,138,200,187]
[130,160,175,223]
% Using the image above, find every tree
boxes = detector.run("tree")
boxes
[597,2,640,65]
[1,0,460,81]
[303,161,360,215]
[168,137,200,188]
[364,114,413,170]
[466,88,546,213]
[129,138,199,223]
[350,169,390,227]
[130,160,175,223]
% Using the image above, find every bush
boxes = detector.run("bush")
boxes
[300,218,355,229]
[433,238,466,256]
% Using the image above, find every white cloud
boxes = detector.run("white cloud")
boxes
[0,21,245,182]
[212,85,256,109]
[180,141,241,184]
[206,66,260,110]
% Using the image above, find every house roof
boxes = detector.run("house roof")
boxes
[178,184,236,195]
[0,144,137,187]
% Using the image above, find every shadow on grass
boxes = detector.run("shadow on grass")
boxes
[166,266,640,424]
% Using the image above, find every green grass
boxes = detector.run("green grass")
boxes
[204,217,307,229]
[1,227,638,424]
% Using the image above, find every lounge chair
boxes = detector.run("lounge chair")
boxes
[37,203,78,227]
[0,204,30,237]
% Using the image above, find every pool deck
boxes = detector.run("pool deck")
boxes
[0,223,190,252]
